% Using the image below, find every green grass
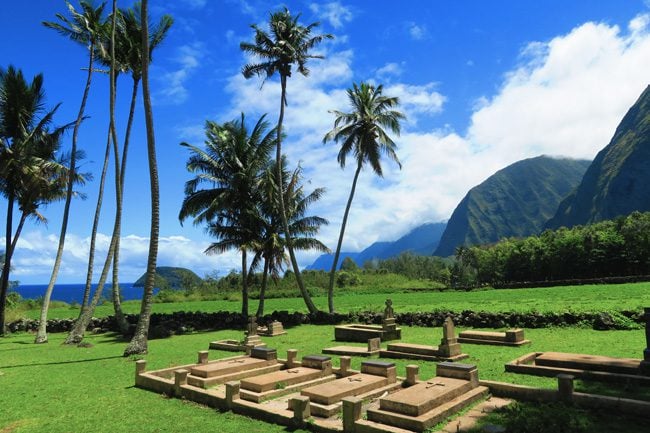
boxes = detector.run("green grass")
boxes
[1,325,648,432]
[18,281,650,320]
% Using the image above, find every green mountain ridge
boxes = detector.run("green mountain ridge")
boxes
[546,85,650,229]
[434,155,591,256]
[133,266,202,290]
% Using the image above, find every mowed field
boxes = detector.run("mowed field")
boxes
[1,324,648,433]
[23,281,650,320]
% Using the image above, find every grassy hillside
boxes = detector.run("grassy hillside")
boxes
[435,156,590,256]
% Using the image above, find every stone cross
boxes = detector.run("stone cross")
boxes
[383,299,394,319]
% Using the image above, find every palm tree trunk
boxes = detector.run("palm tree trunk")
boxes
[10,213,27,254]
[327,162,362,313]
[0,194,15,336]
[123,0,160,356]
[277,74,318,314]
[111,77,140,336]
[34,43,96,344]
[82,130,111,308]
[241,249,249,316]
[256,257,270,318]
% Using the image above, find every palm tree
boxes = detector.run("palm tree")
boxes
[252,160,329,317]
[35,0,107,344]
[323,82,404,313]
[179,114,275,317]
[0,66,72,335]
[240,8,332,314]
[123,0,161,356]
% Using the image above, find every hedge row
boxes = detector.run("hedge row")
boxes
[7,308,645,336]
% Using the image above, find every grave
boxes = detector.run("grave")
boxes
[239,355,335,402]
[380,317,469,362]
[364,362,489,432]
[299,360,400,417]
[458,328,530,346]
[334,299,402,342]
[322,337,381,357]
[506,351,650,385]
[258,320,287,337]
[209,316,266,352]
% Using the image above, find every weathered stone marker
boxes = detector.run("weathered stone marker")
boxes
[438,317,462,357]
[641,307,650,375]
[382,298,397,331]
[244,315,263,348]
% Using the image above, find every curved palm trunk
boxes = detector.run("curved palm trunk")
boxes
[256,257,270,318]
[82,131,111,308]
[35,44,96,344]
[111,79,139,336]
[241,249,249,316]
[10,213,28,254]
[123,0,160,356]
[277,75,318,314]
[327,162,362,313]
[0,194,15,336]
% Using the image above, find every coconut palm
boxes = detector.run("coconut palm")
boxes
[252,160,329,317]
[240,8,332,314]
[122,0,162,356]
[0,66,72,335]
[179,114,275,317]
[323,82,404,313]
[35,0,107,344]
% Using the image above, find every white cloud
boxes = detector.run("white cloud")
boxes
[5,230,239,284]
[310,2,353,29]
[376,62,403,79]
[156,43,204,105]
[407,22,428,40]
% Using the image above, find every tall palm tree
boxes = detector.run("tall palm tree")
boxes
[252,160,329,317]
[0,66,72,335]
[179,114,275,317]
[35,0,107,344]
[323,82,404,313]
[105,4,172,335]
[240,8,332,314]
[123,0,161,356]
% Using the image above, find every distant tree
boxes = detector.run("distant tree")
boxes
[323,82,404,312]
[340,256,358,272]
[240,8,332,314]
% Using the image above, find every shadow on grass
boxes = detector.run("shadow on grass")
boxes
[0,354,124,369]
[575,379,650,401]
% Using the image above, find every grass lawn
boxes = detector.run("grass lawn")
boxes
[1,324,648,433]
[19,281,650,321]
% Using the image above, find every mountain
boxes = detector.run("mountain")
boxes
[133,266,202,290]
[307,222,447,270]
[546,85,650,229]
[434,156,591,257]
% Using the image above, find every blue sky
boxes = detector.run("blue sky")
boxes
[2,0,650,284]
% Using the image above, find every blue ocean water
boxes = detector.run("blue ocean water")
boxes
[12,283,156,304]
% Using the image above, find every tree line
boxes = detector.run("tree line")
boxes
[456,211,650,287]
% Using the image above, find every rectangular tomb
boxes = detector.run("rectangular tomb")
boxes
[301,373,388,405]
[334,324,401,342]
[190,356,274,378]
[536,352,641,375]
[458,329,529,346]
[379,377,474,416]
[240,367,325,393]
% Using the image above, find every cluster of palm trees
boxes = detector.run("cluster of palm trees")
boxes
[1,0,168,355]
[1,3,406,350]
[182,8,405,315]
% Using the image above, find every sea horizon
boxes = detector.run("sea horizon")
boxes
[12,283,155,304]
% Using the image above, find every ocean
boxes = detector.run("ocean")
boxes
[12,283,157,304]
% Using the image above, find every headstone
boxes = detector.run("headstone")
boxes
[641,307,650,375]
[383,298,397,331]
[244,315,263,347]
[438,317,462,357]
[368,337,381,352]
[406,365,419,386]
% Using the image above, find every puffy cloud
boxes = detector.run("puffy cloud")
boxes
[309,2,353,29]
[156,43,205,105]
[376,62,404,79]
[406,22,429,40]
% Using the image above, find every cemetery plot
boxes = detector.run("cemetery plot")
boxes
[334,299,402,342]
[506,351,650,385]
[322,337,381,357]
[458,328,530,346]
